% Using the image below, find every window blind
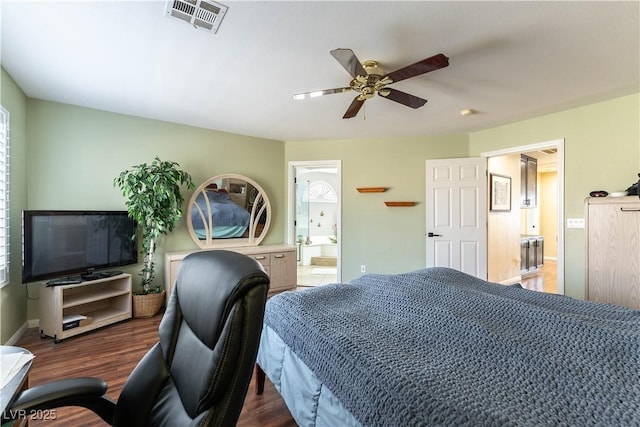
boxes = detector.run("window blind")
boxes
[0,106,10,286]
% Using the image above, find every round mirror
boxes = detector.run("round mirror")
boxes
[187,174,271,248]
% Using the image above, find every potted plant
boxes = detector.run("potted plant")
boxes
[114,157,194,317]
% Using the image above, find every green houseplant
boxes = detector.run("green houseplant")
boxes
[114,157,194,315]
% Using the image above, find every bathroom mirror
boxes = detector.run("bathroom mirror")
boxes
[187,174,271,248]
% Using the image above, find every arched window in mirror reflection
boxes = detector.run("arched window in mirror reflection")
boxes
[187,174,271,248]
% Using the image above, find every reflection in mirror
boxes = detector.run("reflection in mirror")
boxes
[187,174,271,248]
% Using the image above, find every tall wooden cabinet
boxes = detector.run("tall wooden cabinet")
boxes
[585,196,640,309]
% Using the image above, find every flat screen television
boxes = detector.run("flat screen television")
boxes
[22,210,138,283]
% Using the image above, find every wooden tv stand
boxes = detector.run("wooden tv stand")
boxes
[39,274,132,343]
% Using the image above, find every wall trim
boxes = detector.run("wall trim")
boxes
[4,321,29,346]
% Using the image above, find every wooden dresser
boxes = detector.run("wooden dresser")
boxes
[165,244,297,302]
[585,196,640,308]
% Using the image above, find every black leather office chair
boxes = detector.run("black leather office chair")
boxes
[5,250,270,426]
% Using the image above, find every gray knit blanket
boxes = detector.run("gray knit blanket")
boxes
[263,267,640,426]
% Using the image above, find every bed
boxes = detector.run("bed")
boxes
[256,267,640,426]
[190,189,251,239]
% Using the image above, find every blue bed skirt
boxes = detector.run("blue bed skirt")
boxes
[257,325,361,427]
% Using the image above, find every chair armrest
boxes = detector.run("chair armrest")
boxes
[7,377,116,425]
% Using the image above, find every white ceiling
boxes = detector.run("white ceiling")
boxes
[1,1,638,142]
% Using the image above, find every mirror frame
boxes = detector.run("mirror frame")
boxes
[187,174,272,248]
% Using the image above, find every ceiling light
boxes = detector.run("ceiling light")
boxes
[460,108,477,116]
[293,91,325,100]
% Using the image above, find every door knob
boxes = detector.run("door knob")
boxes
[427,232,442,237]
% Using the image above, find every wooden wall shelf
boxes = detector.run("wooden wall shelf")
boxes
[384,201,415,207]
[356,187,387,193]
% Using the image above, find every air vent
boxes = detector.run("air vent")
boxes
[539,148,557,155]
[165,0,228,33]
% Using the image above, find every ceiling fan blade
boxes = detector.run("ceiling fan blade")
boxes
[384,53,449,83]
[380,88,427,109]
[330,48,367,78]
[343,96,366,119]
[293,87,351,100]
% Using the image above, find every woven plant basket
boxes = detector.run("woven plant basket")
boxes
[132,290,166,318]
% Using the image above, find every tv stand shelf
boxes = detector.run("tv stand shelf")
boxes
[39,274,132,343]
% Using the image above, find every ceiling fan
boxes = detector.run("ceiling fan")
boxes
[293,48,449,119]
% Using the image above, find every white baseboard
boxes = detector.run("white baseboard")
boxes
[4,321,29,346]
[28,318,39,329]
[498,276,522,285]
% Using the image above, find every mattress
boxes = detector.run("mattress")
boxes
[258,267,640,426]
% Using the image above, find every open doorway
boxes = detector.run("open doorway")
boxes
[482,139,565,295]
[288,161,342,286]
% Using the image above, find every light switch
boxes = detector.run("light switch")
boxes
[567,218,585,229]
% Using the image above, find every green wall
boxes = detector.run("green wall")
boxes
[285,135,469,280]
[470,93,640,299]
[0,69,28,344]
[23,100,286,322]
[286,94,639,299]
[2,63,638,343]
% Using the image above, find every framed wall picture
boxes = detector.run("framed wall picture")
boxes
[490,173,511,211]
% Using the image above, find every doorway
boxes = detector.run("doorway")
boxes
[482,139,565,295]
[288,161,342,286]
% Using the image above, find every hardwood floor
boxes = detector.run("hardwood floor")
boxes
[13,314,296,427]
[520,260,557,294]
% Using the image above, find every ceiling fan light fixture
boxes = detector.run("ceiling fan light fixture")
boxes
[362,60,385,76]
[293,91,325,100]
[298,48,449,119]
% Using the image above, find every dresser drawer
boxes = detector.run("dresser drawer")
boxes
[248,253,270,270]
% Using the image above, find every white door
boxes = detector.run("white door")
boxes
[425,158,487,279]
